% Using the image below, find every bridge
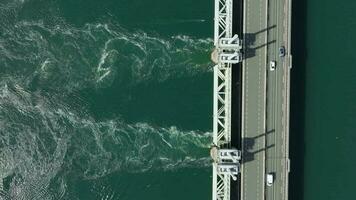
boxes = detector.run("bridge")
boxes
[211,0,292,200]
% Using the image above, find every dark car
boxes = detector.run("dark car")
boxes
[279,46,286,57]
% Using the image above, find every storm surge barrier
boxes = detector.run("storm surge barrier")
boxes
[211,0,242,199]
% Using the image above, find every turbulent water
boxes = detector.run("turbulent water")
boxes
[0,0,213,199]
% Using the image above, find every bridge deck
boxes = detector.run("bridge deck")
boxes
[239,0,291,200]
[212,0,291,199]
[240,0,268,199]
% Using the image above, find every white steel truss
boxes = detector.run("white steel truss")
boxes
[212,0,233,197]
[219,35,242,49]
[214,0,233,45]
[218,149,242,163]
[217,163,240,181]
[212,66,233,200]
[213,64,232,146]
[219,51,243,64]
[212,0,242,198]
[213,163,231,200]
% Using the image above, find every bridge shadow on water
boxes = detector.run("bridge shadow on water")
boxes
[289,0,307,199]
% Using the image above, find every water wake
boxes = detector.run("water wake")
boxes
[0,18,213,93]
[0,2,213,199]
[0,82,212,199]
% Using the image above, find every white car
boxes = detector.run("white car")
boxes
[270,61,276,71]
[266,173,274,186]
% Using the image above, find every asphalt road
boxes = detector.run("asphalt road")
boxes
[265,0,291,199]
[241,0,267,200]
[240,0,291,199]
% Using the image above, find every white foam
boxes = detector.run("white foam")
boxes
[1,19,214,93]
[0,83,212,180]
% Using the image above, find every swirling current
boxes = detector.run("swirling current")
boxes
[0,0,213,200]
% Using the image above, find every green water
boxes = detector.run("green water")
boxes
[291,0,356,199]
[0,0,213,199]
[3,0,356,199]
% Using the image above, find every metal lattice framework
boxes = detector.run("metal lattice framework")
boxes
[213,65,232,146]
[214,0,233,45]
[212,163,231,200]
[212,0,233,200]
[212,0,242,199]
[213,0,233,149]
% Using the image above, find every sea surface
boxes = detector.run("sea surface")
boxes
[0,0,214,199]
[290,0,356,200]
[3,0,356,199]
